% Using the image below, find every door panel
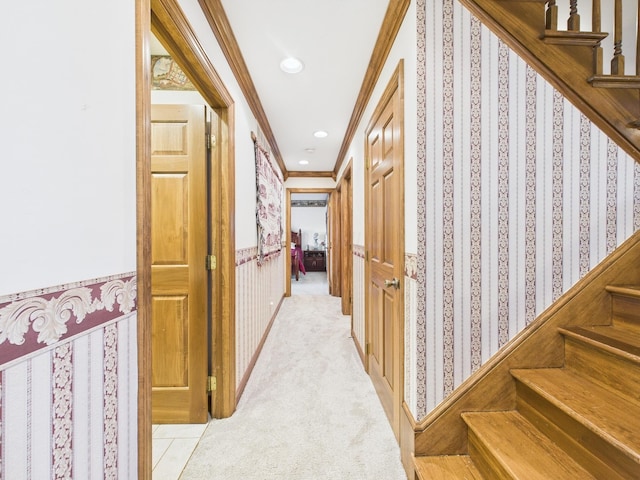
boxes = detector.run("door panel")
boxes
[151,104,208,424]
[366,63,404,440]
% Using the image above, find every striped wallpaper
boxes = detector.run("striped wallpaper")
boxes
[414,0,640,419]
[235,248,285,392]
[0,274,138,479]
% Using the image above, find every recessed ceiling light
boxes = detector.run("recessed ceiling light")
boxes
[304,148,315,153]
[299,160,309,165]
[313,130,328,138]
[280,57,304,74]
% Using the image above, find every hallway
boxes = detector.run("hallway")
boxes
[152,273,406,479]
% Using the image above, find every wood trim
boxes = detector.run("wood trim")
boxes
[212,104,237,418]
[138,1,237,474]
[285,189,292,297]
[333,0,410,177]
[235,295,284,400]
[352,328,365,365]
[339,160,353,315]
[287,170,336,179]
[150,0,232,108]
[197,0,288,179]
[135,0,152,477]
[329,189,341,297]
[413,229,640,456]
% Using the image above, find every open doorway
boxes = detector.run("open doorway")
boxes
[285,188,333,297]
[136,0,236,476]
[289,192,330,296]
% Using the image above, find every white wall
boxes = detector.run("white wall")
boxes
[1,1,138,477]
[291,206,328,250]
[1,0,137,296]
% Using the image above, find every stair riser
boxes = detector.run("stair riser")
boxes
[564,338,640,403]
[467,428,514,480]
[516,383,635,480]
[611,294,640,332]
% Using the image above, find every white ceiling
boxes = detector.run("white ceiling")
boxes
[219,0,390,174]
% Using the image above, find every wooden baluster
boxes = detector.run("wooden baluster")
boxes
[592,0,601,33]
[593,0,603,74]
[611,0,625,75]
[568,0,580,30]
[546,0,558,30]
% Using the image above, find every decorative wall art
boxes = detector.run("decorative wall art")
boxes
[254,138,283,265]
[151,55,196,90]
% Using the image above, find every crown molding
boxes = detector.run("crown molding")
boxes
[198,0,288,179]
[333,0,410,177]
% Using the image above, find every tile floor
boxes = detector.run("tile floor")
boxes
[152,423,208,479]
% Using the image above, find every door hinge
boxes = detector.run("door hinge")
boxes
[365,250,369,262]
[365,343,371,355]
[207,376,217,392]
[206,255,216,270]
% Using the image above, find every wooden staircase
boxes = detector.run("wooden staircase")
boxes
[458,0,640,163]
[414,285,640,479]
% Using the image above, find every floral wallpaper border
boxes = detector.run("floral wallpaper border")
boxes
[0,273,136,368]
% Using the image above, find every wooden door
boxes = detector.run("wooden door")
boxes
[365,63,404,440]
[151,104,208,424]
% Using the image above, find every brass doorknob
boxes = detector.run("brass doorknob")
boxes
[384,278,400,289]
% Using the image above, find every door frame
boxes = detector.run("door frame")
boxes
[337,160,353,315]
[285,188,334,297]
[136,0,236,476]
[363,60,405,437]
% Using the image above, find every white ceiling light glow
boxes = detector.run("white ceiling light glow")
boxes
[313,130,328,138]
[280,57,304,74]
[299,160,309,165]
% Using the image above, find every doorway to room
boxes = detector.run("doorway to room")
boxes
[286,188,332,297]
[136,1,237,476]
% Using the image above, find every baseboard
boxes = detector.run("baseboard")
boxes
[351,327,365,366]
[400,402,417,480]
[235,294,285,402]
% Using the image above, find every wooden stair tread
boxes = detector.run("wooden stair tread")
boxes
[511,368,640,459]
[414,455,483,480]
[463,411,597,479]
[559,325,640,361]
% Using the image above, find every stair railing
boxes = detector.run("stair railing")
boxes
[545,0,640,78]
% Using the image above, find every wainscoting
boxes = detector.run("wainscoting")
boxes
[0,273,138,479]
[235,248,285,395]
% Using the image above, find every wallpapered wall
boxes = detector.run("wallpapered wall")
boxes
[412,0,640,419]
[0,274,138,479]
[236,249,285,392]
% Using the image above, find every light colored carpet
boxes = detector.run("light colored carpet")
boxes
[291,271,329,296]
[179,294,407,480]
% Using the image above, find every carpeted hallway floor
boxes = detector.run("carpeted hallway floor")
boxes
[178,273,407,479]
